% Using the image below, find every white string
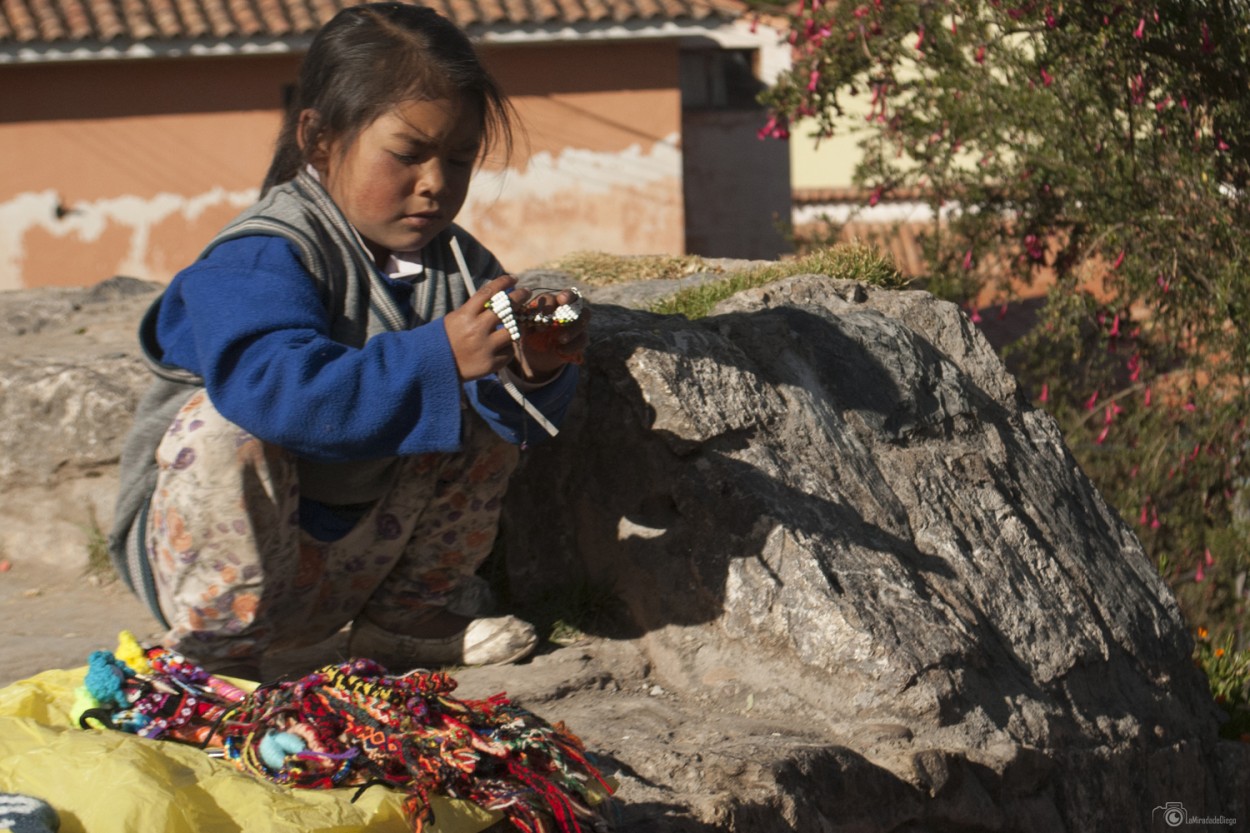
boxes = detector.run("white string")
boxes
[449,236,558,437]
[450,235,478,298]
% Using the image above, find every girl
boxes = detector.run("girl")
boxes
[108,2,588,679]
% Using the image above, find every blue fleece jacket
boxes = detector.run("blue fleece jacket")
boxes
[155,234,578,460]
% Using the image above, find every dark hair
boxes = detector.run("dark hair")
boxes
[261,2,514,193]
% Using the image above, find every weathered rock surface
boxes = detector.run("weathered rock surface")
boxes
[0,278,158,568]
[0,272,1245,832]
[502,274,1248,830]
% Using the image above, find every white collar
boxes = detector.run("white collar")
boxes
[384,250,426,281]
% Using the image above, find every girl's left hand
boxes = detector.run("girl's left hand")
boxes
[517,289,590,381]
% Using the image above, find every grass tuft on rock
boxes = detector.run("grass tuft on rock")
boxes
[539,251,720,286]
[540,245,907,320]
[652,243,908,320]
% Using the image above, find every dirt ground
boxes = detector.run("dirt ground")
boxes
[0,560,163,688]
[0,556,629,696]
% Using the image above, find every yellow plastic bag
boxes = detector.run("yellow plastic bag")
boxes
[0,668,500,833]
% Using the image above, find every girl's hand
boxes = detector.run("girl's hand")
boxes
[444,276,532,380]
[517,289,591,381]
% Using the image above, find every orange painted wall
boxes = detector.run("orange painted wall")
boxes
[1,55,291,289]
[475,41,685,270]
[1,40,684,290]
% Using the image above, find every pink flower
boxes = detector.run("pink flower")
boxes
[962,249,974,270]
[1133,17,1145,38]
[1195,562,1205,582]
[808,69,821,92]
[1085,390,1100,411]
[868,186,882,207]
[915,26,925,50]
[1205,548,1215,566]
[756,115,789,140]
[1024,234,1044,261]
[1150,507,1160,529]
[1039,383,1049,403]
[1111,250,1125,270]
[1096,425,1111,444]
[968,305,982,323]
[975,44,986,64]
[1139,503,1149,524]
[1144,386,1153,406]
[1040,67,1053,87]
[1109,314,1121,337]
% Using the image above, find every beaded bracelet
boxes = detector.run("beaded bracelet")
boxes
[519,287,584,329]
[488,290,522,341]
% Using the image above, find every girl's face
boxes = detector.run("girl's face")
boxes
[314,96,482,264]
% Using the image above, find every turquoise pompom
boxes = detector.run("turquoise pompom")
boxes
[83,651,133,709]
[258,731,306,771]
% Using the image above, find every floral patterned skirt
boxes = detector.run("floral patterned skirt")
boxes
[143,390,519,667]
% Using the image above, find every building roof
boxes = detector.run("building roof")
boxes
[0,0,747,48]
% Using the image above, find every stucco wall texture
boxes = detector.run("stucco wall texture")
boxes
[1,41,684,290]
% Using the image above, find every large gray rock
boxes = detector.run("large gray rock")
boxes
[501,274,1247,830]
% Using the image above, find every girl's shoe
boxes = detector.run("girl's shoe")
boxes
[348,615,538,671]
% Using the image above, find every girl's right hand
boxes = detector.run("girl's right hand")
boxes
[443,275,530,380]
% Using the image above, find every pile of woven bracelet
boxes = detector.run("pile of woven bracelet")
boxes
[75,633,613,833]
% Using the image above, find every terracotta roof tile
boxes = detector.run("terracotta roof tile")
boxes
[118,0,157,39]
[527,0,556,22]
[230,0,266,36]
[281,0,313,31]
[170,0,208,38]
[255,0,293,35]
[3,0,39,41]
[547,0,583,23]
[2,0,743,46]
[59,0,90,36]
[499,0,530,25]
[150,0,183,38]
[83,0,125,40]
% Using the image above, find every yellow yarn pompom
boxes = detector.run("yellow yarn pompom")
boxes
[114,630,151,675]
